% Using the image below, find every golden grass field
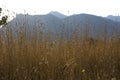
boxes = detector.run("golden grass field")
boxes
[0,26,120,80]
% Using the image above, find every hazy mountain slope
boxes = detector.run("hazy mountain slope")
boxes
[106,15,120,22]
[63,14,120,38]
[8,13,63,33]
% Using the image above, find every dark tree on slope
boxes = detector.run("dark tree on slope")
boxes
[0,8,8,26]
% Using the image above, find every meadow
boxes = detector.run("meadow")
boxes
[0,24,120,80]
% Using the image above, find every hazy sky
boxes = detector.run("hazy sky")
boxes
[0,0,120,16]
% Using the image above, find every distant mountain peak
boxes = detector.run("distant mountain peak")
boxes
[48,11,66,19]
[106,15,120,22]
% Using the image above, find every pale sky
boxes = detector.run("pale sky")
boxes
[0,0,120,17]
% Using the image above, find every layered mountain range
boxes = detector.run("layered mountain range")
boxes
[3,11,120,38]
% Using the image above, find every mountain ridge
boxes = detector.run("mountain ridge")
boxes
[4,12,120,38]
